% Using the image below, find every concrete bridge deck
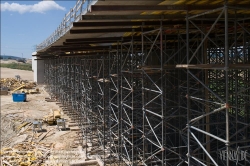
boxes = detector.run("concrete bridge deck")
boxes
[35,0,250,58]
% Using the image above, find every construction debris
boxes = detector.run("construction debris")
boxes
[1,79,99,165]
[1,142,52,166]
[0,82,99,166]
[0,78,37,92]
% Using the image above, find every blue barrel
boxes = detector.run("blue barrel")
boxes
[12,93,26,102]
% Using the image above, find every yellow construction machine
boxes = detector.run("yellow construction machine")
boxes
[43,109,61,125]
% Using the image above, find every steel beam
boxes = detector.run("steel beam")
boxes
[91,5,250,12]
[73,20,197,27]
[65,36,141,43]
[47,47,110,52]
[70,27,154,34]
[81,14,186,20]
[90,5,226,11]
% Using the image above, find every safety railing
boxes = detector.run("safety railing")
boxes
[36,0,96,51]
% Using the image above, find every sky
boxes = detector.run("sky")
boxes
[1,0,77,58]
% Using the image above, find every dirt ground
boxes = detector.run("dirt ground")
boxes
[0,68,99,166]
[1,67,33,81]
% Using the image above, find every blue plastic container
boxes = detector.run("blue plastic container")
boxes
[12,93,26,102]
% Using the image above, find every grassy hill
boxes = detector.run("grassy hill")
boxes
[0,58,32,71]
[0,63,32,71]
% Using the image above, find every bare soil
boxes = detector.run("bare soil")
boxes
[1,67,33,81]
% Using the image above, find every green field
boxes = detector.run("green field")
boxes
[0,63,32,71]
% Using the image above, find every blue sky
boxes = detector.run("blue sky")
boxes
[1,1,77,58]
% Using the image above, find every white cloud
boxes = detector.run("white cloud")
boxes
[1,1,66,14]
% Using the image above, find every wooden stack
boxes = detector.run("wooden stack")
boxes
[0,78,39,96]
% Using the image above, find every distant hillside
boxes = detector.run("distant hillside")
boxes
[0,55,26,62]
[0,55,25,59]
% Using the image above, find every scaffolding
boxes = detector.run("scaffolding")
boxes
[41,2,250,166]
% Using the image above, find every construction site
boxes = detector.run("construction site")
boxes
[16,0,250,165]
